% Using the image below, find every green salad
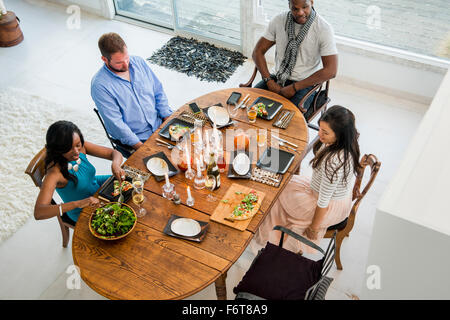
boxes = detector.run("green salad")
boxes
[91,203,136,237]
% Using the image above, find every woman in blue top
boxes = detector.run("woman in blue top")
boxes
[34,121,125,224]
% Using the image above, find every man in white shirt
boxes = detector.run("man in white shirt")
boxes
[252,0,338,115]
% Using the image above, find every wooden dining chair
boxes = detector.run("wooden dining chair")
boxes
[25,148,75,248]
[239,66,330,154]
[324,154,381,270]
[93,108,135,159]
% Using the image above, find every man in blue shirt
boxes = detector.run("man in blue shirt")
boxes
[91,33,173,152]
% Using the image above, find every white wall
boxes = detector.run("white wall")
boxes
[47,0,114,19]
[362,69,450,299]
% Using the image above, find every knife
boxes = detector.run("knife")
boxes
[234,94,250,111]
[271,134,298,148]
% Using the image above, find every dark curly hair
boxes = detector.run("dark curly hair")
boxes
[44,121,84,185]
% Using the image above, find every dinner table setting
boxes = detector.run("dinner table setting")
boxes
[72,87,309,300]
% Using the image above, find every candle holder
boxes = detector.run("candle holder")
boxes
[186,186,195,207]
[193,162,205,190]
[162,173,175,200]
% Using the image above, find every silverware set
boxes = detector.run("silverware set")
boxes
[156,138,179,150]
[273,110,293,128]
[271,134,298,151]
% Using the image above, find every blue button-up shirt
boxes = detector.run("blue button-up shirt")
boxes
[91,55,173,146]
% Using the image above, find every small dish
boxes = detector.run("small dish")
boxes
[163,214,209,242]
[146,157,169,176]
[256,147,295,174]
[143,152,179,182]
[233,152,250,176]
[171,218,202,237]
[207,105,230,126]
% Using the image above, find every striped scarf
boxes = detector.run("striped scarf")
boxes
[276,9,316,86]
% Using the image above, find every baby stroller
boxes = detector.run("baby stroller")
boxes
[234,226,336,300]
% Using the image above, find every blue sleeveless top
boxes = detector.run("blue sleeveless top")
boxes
[56,153,110,222]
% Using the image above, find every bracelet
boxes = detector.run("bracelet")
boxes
[58,203,63,217]
[307,226,318,234]
[292,82,298,91]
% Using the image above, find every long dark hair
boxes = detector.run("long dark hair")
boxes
[44,121,84,185]
[310,105,361,184]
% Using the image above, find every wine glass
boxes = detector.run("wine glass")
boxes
[132,189,147,217]
[132,175,146,217]
[204,175,216,202]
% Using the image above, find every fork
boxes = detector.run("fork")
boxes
[157,143,175,150]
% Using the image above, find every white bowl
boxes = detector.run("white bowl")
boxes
[146,157,169,176]
[208,105,230,126]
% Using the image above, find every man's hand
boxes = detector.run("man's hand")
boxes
[266,79,282,94]
[133,141,143,150]
[279,84,297,99]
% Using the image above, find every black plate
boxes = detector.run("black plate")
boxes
[158,118,194,141]
[97,175,133,203]
[143,151,179,182]
[256,147,295,174]
[163,214,209,242]
[227,151,253,179]
[249,96,283,120]
[202,103,234,128]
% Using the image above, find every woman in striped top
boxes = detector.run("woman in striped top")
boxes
[255,105,361,254]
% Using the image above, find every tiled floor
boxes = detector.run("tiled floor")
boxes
[0,0,428,300]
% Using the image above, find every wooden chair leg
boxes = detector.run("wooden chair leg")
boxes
[215,272,227,300]
[334,231,346,270]
[60,224,70,248]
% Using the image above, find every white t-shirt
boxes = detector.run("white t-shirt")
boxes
[263,11,338,82]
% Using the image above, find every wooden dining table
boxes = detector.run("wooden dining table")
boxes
[72,87,309,300]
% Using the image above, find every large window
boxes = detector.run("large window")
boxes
[114,0,241,46]
[262,0,450,60]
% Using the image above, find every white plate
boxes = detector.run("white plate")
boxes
[171,218,201,237]
[233,152,250,176]
[146,157,169,176]
[208,106,230,126]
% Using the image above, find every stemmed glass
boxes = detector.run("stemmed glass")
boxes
[204,175,216,202]
[132,175,147,217]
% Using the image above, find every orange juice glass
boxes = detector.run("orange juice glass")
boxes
[247,109,257,123]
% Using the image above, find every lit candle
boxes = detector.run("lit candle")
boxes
[164,172,170,187]
[0,0,7,14]
[185,143,191,171]
[187,186,192,199]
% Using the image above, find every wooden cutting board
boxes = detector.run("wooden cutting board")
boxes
[210,183,266,231]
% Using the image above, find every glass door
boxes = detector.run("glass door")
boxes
[114,0,241,48]
[114,0,174,29]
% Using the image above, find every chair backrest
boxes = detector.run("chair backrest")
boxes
[352,154,381,208]
[25,147,47,188]
[343,154,381,234]
[93,107,117,150]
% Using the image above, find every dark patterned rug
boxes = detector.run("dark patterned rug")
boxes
[147,36,247,83]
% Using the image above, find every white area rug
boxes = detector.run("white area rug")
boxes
[0,88,108,245]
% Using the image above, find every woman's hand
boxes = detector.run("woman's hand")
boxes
[112,163,126,182]
[77,196,100,208]
[304,226,319,240]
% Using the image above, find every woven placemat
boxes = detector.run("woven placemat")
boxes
[122,165,151,182]
[178,110,208,126]
[250,167,283,188]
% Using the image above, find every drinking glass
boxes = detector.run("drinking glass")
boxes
[205,175,216,202]
[227,103,238,118]
[132,189,147,217]
[247,107,257,123]
[257,129,267,147]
